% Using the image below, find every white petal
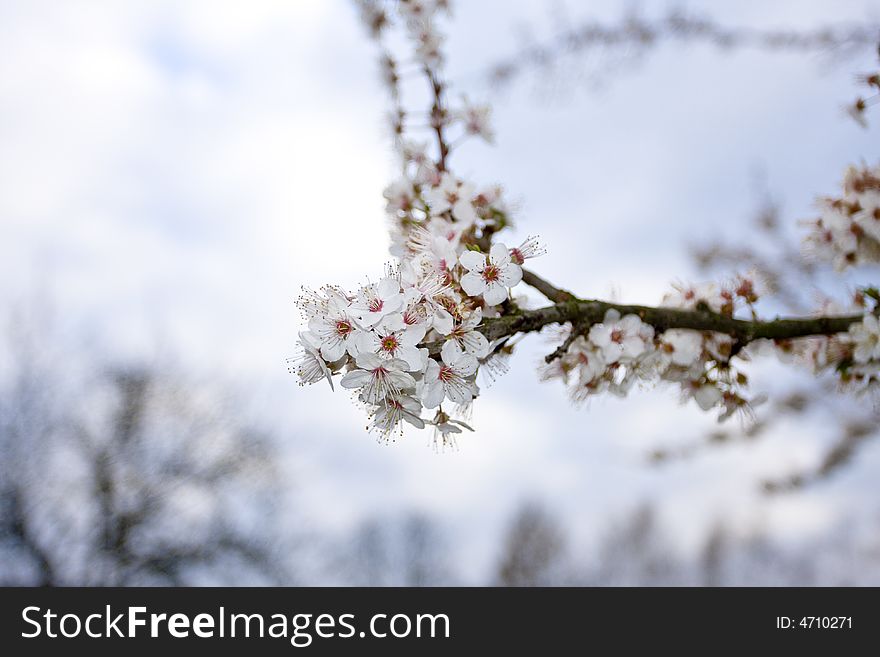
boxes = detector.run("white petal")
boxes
[441,339,464,365]
[320,341,346,362]
[432,308,454,335]
[387,370,416,390]
[462,331,490,359]
[458,250,486,272]
[397,345,425,372]
[482,282,508,306]
[400,324,427,346]
[355,352,382,370]
[462,307,483,330]
[340,369,372,389]
[453,353,478,377]
[422,380,445,408]
[452,199,478,225]
[460,272,487,297]
[498,263,522,287]
[489,242,511,267]
[377,277,401,298]
[446,381,473,404]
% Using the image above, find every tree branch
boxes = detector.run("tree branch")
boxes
[521,268,577,303]
[424,296,864,357]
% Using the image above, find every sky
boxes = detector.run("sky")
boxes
[1,0,879,582]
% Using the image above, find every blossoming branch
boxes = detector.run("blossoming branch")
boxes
[290,0,880,446]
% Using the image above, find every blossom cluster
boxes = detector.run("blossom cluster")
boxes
[289,0,545,443]
[291,237,539,443]
[292,0,880,446]
[542,281,762,421]
[802,163,880,270]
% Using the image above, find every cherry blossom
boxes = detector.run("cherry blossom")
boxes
[340,353,416,405]
[424,173,478,225]
[355,321,427,371]
[455,97,494,143]
[421,340,479,408]
[459,243,523,306]
[289,332,334,390]
[588,310,654,364]
[848,314,880,363]
[370,395,426,436]
[351,278,403,328]
[446,307,490,358]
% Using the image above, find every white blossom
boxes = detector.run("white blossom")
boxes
[369,394,426,436]
[289,331,334,390]
[588,310,654,364]
[424,173,478,225]
[351,278,403,328]
[340,353,416,404]
[848,314,880,364]
[421,340,479,408]
[447,307,490,358]
[455,97,494,143]
[355,321,427,371]
[660,329,704,367]
[459,243,523,306]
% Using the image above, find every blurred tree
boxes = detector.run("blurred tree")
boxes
[346,511,453,586]
[494,501,568,586]
[0,303,294,585]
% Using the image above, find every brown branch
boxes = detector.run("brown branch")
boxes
[521,268,577,303]
[424,296,864,356]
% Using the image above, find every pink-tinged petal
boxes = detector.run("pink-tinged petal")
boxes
[377,277,401,298]
[355,352,383,370]
[462,331,490,359]
[432,308,454,335]
[460,272,487,297]
[441,339,464,366]
[453,353,478,377]
[498,263,522,287]
[340,369,372,389]
[482,282,508,306]
[458,250,487,272]
[421,380,445,408]
[489,242,511,267]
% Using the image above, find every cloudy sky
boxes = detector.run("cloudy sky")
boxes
[1,0,878,581]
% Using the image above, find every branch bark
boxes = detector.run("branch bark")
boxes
[424,269,865,357]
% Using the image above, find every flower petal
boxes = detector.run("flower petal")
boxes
[460,272,487,297]
[489,242,511,267]
[340,369,372,389]
[441,339,464,365]
[458,250,486,273]
[482,282,508,306]
[498,263,522,287]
